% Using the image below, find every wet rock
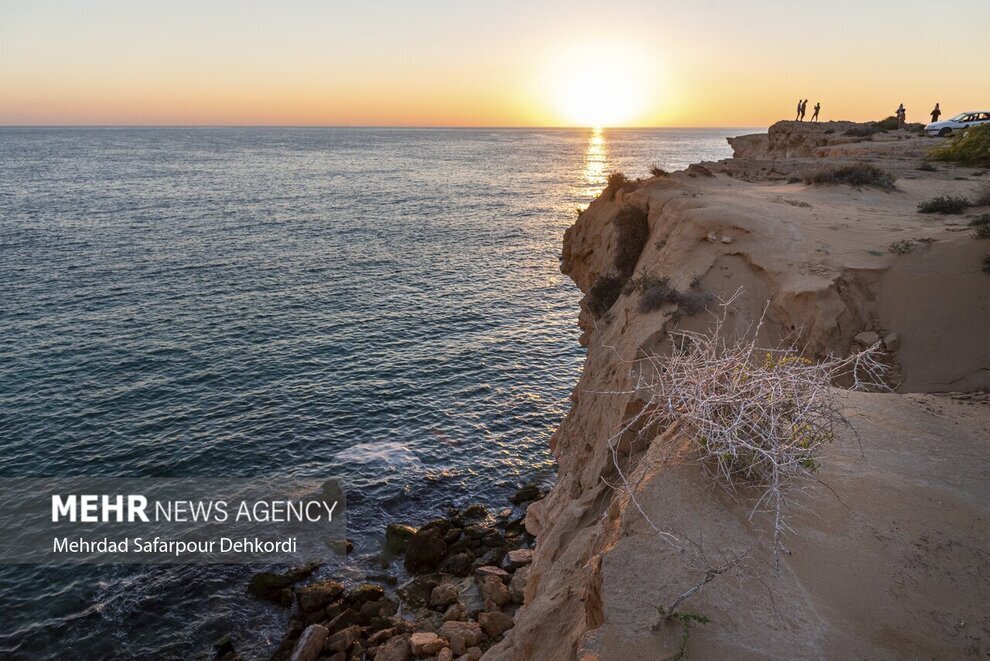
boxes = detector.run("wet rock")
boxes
[346,583,385,607]
[404,527,449,573]
[510,484,543,505]
[440,550,474,577]
[212,634,235,657]
[325,625,362,654]
[443,527,463,544]
[289,624,328,661]
[385,524,418,554]
[462,504,488,520]
[430,582,460,608]
[359,597,398,623]
[410,631,446,655]
[295,580,345,614]
[247,563,319,605]
[501,548,533,570]
[375,634,411,661]
[438,621,482,648]
[478,611,514,640]
[420,518,453,534]
[397,575,442,609]
[480,575,511,609]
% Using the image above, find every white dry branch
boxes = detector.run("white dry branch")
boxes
[618,297,887,569]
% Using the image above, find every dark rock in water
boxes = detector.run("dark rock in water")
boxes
[247,563,319,605]
[359,597,397,622]
[346,583,385,607]
[212,634,235,657]
[420,517,453,534]
[366,572,398,586]
[440,550,474,577]
[505,516,527,535]
[385,524,418,554]
[325,624,362,654]
[404,527,448,573]
[462,503,488,520]
[509,484,543,505]
[295,580,345,614]
[443,527,463,544]
[397,574,442,609]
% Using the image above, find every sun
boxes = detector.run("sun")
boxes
[544,42,652,128]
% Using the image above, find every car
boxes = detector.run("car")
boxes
[925,110,990,137]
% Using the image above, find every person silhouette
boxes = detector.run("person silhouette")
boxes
[931,103,941,123]
[800,99,808,121]
[811,102,821,122]
[896,103,906,130]
[796,99,803,121]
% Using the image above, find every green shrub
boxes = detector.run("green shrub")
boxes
[804,163,896,191]
[604,172,630,199]
[929,125,990,166]
[611,206,649,277]
[876,116,899,131]
[974,224,990,240]
[974,184,990,206]
[917,195,971,214]
[969,213,990,226]
[587,274,625,317]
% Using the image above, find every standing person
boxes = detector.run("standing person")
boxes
[800,99,808,121]
[931,103,941,123]
[896,103,906,130]
[811,102,821,122]
[796,99,803,121]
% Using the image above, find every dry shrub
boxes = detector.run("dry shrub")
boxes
[917,195,971,214]
[804,163,896,191]
[587,273,625,318]
[627,300,885,565]
[604,172,630,200]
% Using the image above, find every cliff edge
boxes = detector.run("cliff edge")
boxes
[488,121,990,660]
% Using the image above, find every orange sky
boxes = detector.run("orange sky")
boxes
[1,1,987,127]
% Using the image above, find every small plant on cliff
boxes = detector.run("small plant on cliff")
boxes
[653,606,710,660]
[888,239,915,255]
[970,213,990,226]
[650,163,670,178]
[917,195,971,214]
[604,171,630,200]
[928,125,990,166]
[625,298,886,567]
[803,163,896,191]
[587,273,625,318]
[974,184,990,207]
[611,206,650,277]
[974,224,990,240]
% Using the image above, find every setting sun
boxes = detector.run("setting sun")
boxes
[542,42,656,127]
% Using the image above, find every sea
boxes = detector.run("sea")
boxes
[0,127,757,659]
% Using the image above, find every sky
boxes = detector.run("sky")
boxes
[1,0,988,127]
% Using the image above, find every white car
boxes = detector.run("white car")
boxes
[925,110,990,137]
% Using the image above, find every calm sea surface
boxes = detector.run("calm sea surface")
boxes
[0,127,756,659]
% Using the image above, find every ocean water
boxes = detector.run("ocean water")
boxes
[0,127,755,659]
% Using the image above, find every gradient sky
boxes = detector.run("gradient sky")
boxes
[1,0,987,127]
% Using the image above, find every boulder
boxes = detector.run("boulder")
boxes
[289,624,328,661]
[456,577,485,617]
[475,566,509,581]
[367,628,397,646]
[438,648,454,661]
[480,575,511,609]
[443,603,466,622]
[440,550,474,577]
[438,621,482,647]
[883,332,900,351]
[854,330,880,347]
[462,504,488,520]
[327,608,360,633]
[410,631,446,655]
[375,634,411,661]
[404,528,449,573]
[510,484,543,505]
[324,625,361,654]
[508,565,529,603]
[295,580,345,613]
[385,524,418,554]
[346,583,385,607]
[478,611,514,640]
[397,575,442,609]
[501,548,533,570]
[430,582,460,608]
[247,562,319,605]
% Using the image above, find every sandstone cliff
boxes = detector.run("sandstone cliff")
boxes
[487,122,990,660]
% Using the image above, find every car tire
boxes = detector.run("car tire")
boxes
[938,128,952,137]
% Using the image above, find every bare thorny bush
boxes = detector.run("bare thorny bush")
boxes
[594,293,887,626]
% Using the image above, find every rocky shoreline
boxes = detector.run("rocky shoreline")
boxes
[222,484,545,661]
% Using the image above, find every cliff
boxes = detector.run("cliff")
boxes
[487,122,990,660]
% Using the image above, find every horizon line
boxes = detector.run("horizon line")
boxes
[0,124,769,131]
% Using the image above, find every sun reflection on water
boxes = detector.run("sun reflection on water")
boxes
[583,128,609,197]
